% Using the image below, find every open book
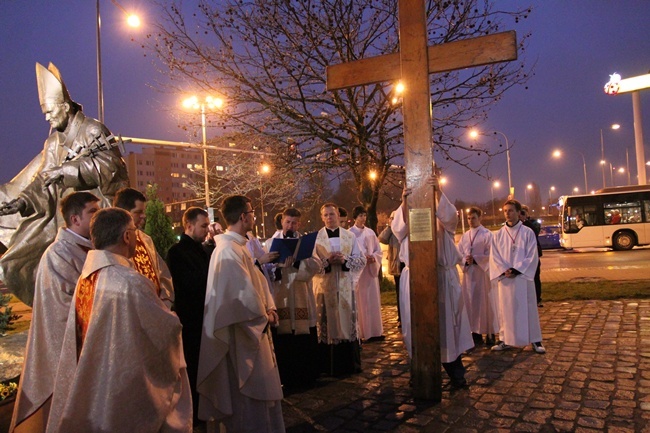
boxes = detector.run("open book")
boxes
[268,231,318,263]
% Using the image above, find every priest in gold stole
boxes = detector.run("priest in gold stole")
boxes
[312,203,366,376]
[113,187,174,308]
[47,208,191,432]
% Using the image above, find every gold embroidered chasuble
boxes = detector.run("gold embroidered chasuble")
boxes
[133,230,161,295]
[46,249,192,433]
[312,228,366,344]
[74,271,99,358]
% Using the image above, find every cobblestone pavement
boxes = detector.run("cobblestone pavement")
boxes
[3,288,650,432]
[283,301,650,433]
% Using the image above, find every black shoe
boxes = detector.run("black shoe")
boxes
[450,378,468,389]
[485,334,496,346]
[537,302,544,307]
[472,333,484,345]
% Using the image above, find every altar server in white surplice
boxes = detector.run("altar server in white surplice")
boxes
[349,205,384,341]
[457,206,498,347]
[489,199,546,354]
[392,181,474,389]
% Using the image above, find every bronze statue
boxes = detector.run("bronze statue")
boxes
[0,62,129,305]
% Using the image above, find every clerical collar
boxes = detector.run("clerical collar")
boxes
[505,221,521,228]
[326,227,340,238]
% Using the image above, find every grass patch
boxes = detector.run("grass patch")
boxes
[543,280,650,301]
[380,278,650,306]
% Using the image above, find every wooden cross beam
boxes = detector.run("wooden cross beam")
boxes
[327,0,517,401]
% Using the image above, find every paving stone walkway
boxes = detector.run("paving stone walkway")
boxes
[3,290,650,432]
[283,301,650,432]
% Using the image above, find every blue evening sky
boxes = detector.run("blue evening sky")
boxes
[1,1,649,206]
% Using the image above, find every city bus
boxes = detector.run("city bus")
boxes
[558,185,650,250]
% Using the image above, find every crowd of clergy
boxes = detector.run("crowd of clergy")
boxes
[8,179,546,433]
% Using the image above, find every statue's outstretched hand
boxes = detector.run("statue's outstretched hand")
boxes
[0,197,27,216]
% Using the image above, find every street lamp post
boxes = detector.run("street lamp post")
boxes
[491,181,500,223]
[96,0,140,123]
[470,130,512,198]
[182,95,225,209]
[548,186,556,208]
[524,183,533,205]
[552,149,588,194]
[600,124,621,188]
[259,163,271,238]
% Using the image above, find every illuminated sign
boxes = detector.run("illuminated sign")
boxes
[604,72,650,95]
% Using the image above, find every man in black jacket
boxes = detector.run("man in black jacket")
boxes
[166,206,210,422]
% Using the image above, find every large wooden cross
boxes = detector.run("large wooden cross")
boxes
[327,0,517,400]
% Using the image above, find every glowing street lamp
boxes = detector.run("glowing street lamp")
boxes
[552,149,588,193]
[548,186,556,207]
[490,181,500,221]
[524,183,533,205]
[470,129,513,198]
[96,0,141,123]
[391,81,405,105]
[600,124,621,188]
[368,170,378,181]
[259,163,271,238]
[182,95,225,208]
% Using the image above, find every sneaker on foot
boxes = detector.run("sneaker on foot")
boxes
[532,342,546,354]
[491,341,510,351]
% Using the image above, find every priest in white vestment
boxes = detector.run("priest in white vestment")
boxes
[392,184,474,388]
[113,187,174,307]
[489,199,546,354]
[46,208,192,433]
[11,192,99,433]
[457,206,498,346]
[349,206,384,341]
[313,203,366,376]
[197,195,285,433]
[269,208,321,388]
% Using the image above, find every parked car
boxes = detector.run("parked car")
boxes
[538,225,562,249]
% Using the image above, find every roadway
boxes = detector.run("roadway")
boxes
[540,246,650,282]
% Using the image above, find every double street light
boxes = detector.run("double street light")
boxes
[182,95,225,209]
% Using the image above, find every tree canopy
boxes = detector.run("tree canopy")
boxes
[145,0,532,229]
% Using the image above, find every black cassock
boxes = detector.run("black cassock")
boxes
[167,233,210,419]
